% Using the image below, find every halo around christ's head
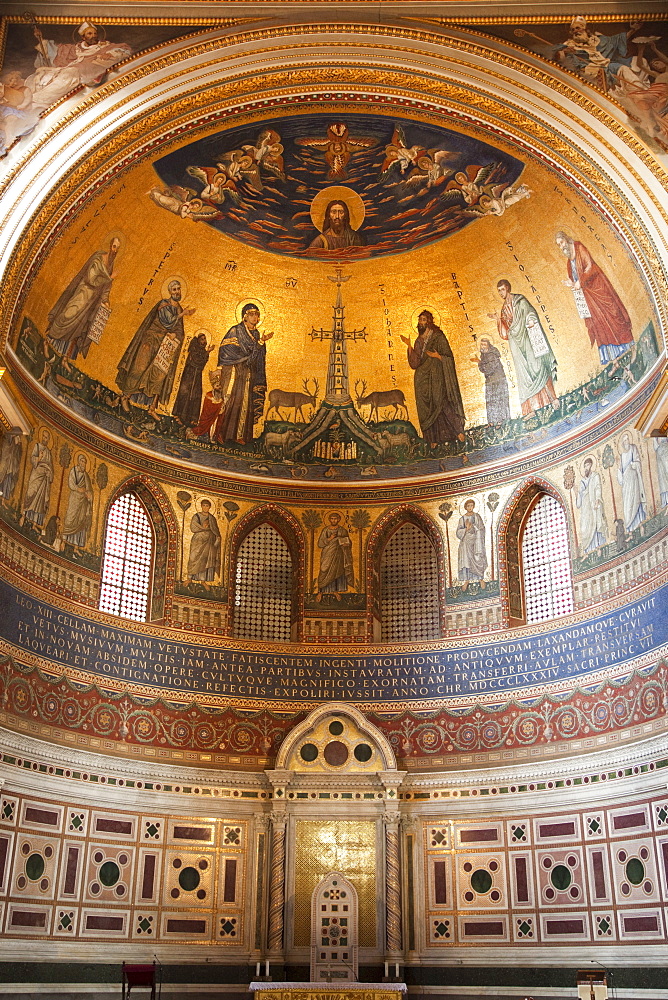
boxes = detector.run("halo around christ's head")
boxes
[310,186,366,232]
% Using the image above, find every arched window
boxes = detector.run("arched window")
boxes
[99,493,153,622]
[380,522,440,642]
[521,494,574,623]
[234,522,293,641]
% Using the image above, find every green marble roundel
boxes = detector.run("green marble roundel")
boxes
[626,858,645,886]
[26,853,45,881]
[99,861,120,887]
[179,866,201,891]
[471,869,492,894]
[550,864,572,891]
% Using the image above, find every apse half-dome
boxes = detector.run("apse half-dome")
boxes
[8,103,659,486]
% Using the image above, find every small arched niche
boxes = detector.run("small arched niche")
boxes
[311,871,358,983]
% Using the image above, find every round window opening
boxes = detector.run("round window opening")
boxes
[300,743,318,762]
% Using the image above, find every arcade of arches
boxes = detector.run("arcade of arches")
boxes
[0,2,667,997]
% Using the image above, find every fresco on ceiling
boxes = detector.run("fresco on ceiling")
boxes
[0,17,202,155]
[10,111,661,483]
[482,17,668,156]
[151,114,529,259]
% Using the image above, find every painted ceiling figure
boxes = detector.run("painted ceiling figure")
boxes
[33,20,132,84]
[187,499,221,583]
[62,454,93,556]
[21,429,54,532]
[296,122,375,180]
[380,124,428,178]
[191,304,273,447]
[617,433,647,532]
[576,457,607,553]
[172,332,215,427]
[456,499,487,589]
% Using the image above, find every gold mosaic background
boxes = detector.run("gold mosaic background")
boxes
[293,820,377,947]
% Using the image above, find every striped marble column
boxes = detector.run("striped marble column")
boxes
[385,820,402,953]
[267,814,287,952]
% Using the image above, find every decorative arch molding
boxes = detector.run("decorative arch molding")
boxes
[498,475,572,627]
[227,503,305,640]
[274,702,397,772]
[102,474,177,621]
[367,503,446,633]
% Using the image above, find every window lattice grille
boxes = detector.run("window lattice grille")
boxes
[234,523,293,641]
[99,493,152,622]
[380,522,440,642]
[522,494,574,623]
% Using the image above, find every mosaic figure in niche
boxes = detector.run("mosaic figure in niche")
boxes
[47,236,120,368]
[490,280,558,417]
[555,232,634,366]
[190,303,273,446]
[473,338,510,425]
[317,512,354,601]
[653,437,668,508]
[62,454,93,556]
[0,427,23,506]
[310,200,364,250]
[187,499,221,584]
[456,499,487,590]
[172,331,215,427]
[617,432,647,531]
[401,310,466,446]
[116,279,193,417]
[576,456,607,553]
[21,429,54,532]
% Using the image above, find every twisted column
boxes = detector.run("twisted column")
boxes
[267,815,287,952]
[385,820,401,953]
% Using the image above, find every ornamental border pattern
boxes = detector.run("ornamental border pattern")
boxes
[0,653,666,768]
[0,722,666,798]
